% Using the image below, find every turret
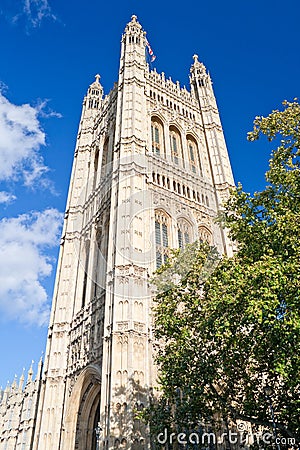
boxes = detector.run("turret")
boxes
[123,14,144,48]
[120,15,147,72]
[189,54,212,99]
[80,74,104,127]
[117,15,147,143]
[190,54,209,82]
[85,74,103,110]
[189,54,234,255]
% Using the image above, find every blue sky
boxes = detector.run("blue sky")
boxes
[0,0,299,387]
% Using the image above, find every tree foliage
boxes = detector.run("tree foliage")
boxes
[146,101,300,444]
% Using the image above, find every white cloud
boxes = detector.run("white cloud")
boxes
[21,0,56,28]
[0,208,63,326]
[0,191,16,204]
[0,0,56,29]
[0,91,49,185]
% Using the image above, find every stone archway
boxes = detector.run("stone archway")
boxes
[76,380,100,449]
[63,365,101,450]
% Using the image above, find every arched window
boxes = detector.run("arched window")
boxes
[198,226,212,244]
[155,210,169,268]
[187,135,202,176]
[177,219,192,249]
[169,126,183,166]
[81,239,90,308]
[101,137,109,177]
[151,117,165,157]
[93,147,99,189]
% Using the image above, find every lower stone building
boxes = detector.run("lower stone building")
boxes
[0,361,42,449]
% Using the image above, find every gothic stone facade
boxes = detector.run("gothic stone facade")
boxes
[0,362,42,450]
[0,15,234,450]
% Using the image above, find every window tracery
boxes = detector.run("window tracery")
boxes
[198,226,212,244]
[177,219,192,249]
[151,117,164,157]
[154,210,169,268]
[169,126,183,166]
[187,135,203,176]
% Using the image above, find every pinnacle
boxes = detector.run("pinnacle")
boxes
[126,14,142,30]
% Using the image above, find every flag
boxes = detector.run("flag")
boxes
[145,37,156,62]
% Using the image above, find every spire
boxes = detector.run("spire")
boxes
[27,360,34,383]
[2,382,10,403]
[19,369,25,392]
[12,374,18,390]
[36,355,43,380]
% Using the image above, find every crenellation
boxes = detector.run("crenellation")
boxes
[147,68,197,111]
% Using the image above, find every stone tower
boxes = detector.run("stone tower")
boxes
[31,15,234,450]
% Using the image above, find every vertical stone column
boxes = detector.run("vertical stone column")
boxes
[190,55,234,255]
[33,77,104,450]
[99,15,152,450]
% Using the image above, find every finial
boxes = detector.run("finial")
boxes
[131,15,137,22]
[2,382,10,402]
[27,360,34,383]
[19,369,25,392]
[193,54,199,63]
[36,355,43,380]
[12,374,17,389]
[95,74,101,84]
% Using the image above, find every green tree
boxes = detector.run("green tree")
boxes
[146,101,300,445]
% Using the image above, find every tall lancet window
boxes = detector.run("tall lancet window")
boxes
[101,137,109,177]
[155,210,169,268]
[170,126,183,167]
[151,117,164,157]
[81,239,90,308]
[177,219,192,249]
[187,135,202,176]
[93,147,99,189]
